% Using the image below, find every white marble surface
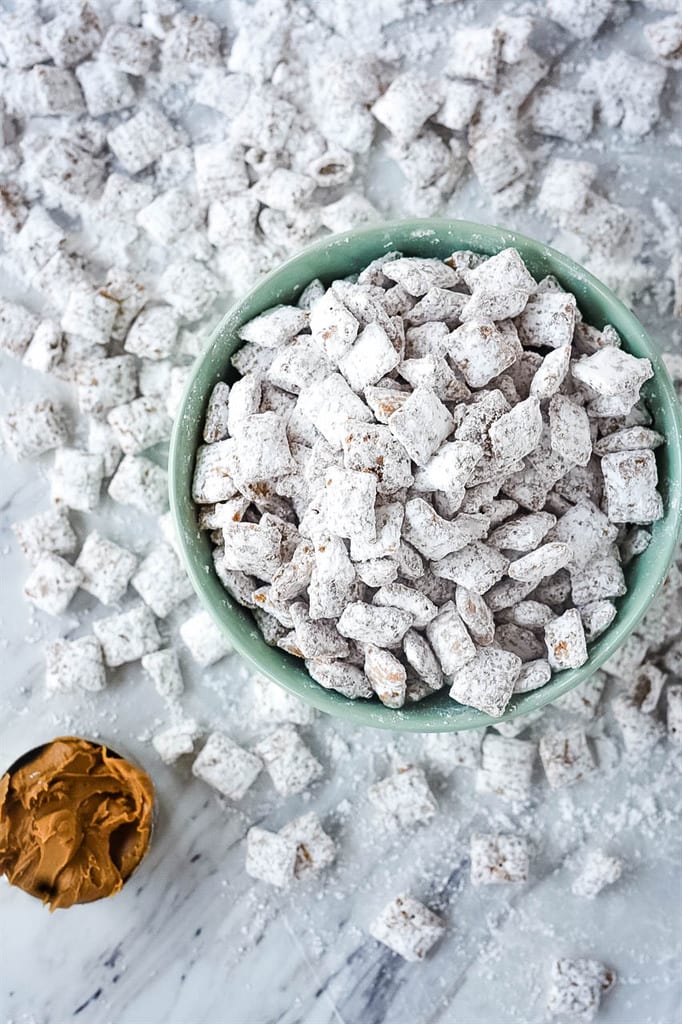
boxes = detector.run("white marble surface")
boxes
[1,1,682,1022]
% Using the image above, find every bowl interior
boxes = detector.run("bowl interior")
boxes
[169,219,682,732]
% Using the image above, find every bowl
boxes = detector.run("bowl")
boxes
[169,219,682,732]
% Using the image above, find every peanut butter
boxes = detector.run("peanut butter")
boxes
[0,736,154,910]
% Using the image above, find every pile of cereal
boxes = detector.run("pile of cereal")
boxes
[195,246,666,714]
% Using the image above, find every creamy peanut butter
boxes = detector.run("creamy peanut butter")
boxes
[0,736,154,910]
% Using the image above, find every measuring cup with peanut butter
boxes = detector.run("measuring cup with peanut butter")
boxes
[0,736,154,910]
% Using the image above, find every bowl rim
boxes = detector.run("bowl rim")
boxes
[169,217,682,733]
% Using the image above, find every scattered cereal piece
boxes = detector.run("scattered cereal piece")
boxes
[369,895,445,962]
[152,720,201,765]
[45,635,106,694]
[51,448,103,512]
[539,726,595,788]
[279,812,336,878]
[245,826,296,888]
[546,957,616,1022]
[192,732,262,801]
[470,832,529,885]
[75,531,137,605]
[180,609,233,667]
[93,604,161,667]
[369,763,437,829]
[0,399,68,461]
[141,648,184,699]
[572,850,623,898]
[254,725,323,796]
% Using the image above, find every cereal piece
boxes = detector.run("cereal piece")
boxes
[298,373,372,450]
[382,257,458,296]
[233,413,295,484]
[544,609,588,670]
[342,423,413,495]
[75,531,137,605]
[448,321,519,388]
[433,78,480,132]
[307,659,373,699]
[495,623,546,662]
[578,600,617,641]
[75,356,138,417]
[180,608,233,667]
[555,673,605,720]
[539,726,595,788]
[93,604,161,667]
[601,450,663,524]
[75,59,135,118]
[45,636,106,694]
[23,320,64,375]
[449,647,521,717]
[547,958,616,1022]
[645,15,682,68]
[369,894,445,962]
[387,387,453,466]
[424,731,481,772]
[254,725,323,796]
[413,440,483,499]
[24,554,82,616]
[470,832,529,885]
[51,448,103,512]
[0,299,40,360]
[425,602,476,675]
[570,553,626,605]
[546,0,614,39]
[530,86,594,143]
[101,23,156,76]
[308,534,356,619]
[349,502,403,561]
[309,292,360,363]
[239,305,309,350]
[337,602,413,648]
[369,764,437,829]
[137,187,200,247]
[517,292,577,350]
[594,427,664,456]
[288,602,349,660]
[279,812,336,878]
[159,260,219,321]
[667,685,682,744]
[612,694,665,755]
[141,648,184,699]
[549,395,592,466]
[199,383,230,444]
[152,720,201,765]
[192,732,262,801]
[226,375,261,436]
[250,672,315,725]
[371,72,442,143]
[191,442,237,504]
[508,542,573,585]
[507,601,555,629]
[433,542,509,595]
[364,645,407,708]
[476,734,535,802]
[401,630,443,691]
[572,348,653,396]
[529,344,572,401]
[488,512,557,552]
[448,27,501,84]
[1,399,68,460]
[583,51,666,137]
[468,131,528,198]
[245,827,296,889]
[489,397,542,463]
[322,466,376,544]
[61,285,118,346]
[373,583,437,629]
[41,4,101,66]
[339,323,400,392]
[131,544,193,617]
[107,454,168,515]
[268,337,332,395]
[548,501,618,571]
[455,587,495,645]
[12,508,77,566]
[124,305,179,361]
[107,396,171,456]
[223,517,284,581]
[513,659,552,693]
[107,105,178,174]
[572,850,623,898]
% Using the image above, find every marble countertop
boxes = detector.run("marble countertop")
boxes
[1,1,681,1022]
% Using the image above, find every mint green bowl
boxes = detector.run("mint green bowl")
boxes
[169,219,682,732]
